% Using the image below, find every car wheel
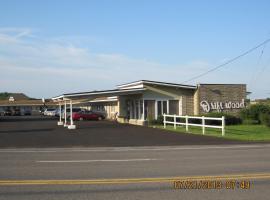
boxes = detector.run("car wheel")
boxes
[79,117,84,121]
[98,116,102,121]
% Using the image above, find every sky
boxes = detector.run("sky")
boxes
[0,0,270,99]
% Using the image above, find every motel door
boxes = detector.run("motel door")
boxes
[145,100,155,120]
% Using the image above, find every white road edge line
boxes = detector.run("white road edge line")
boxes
[36,158,160,163]
[1,144,270,153]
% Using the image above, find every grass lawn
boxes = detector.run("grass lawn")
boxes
[153,124,270,141]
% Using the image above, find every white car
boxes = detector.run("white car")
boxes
[44,108,56,116]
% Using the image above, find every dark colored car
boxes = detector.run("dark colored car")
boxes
[3,110,12,116]
[24,110,32,115]
[39,107,46,115]
[12,109,21,116]
[72,110,105,121]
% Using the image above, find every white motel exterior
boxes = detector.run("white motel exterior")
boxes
[52,80,247,128]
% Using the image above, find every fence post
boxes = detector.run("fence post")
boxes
[185,115,189,132]
[222,116,225,136]
[202,116,205,135]
[163,114,166,129]
[174,114,176,129]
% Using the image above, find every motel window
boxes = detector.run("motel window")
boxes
[157,101,162,116]
[135,100,139,119]
[97,105,105,111]
[126,100,131,119]
[157,100,168,116]
[169,100,179,115]
[131,101,134,119]
[163,101,167,114]
[144,101,148,120]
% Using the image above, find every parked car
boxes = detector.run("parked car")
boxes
[3,109,12,116]
[23,110,32,116]
[39,107,46,115]
[55,108,60,117]
[72,110,105,121]
[61,108,82,119]
[44,108,56,116]
[12,109,21,116]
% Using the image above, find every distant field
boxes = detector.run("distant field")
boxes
[154,124,270,141]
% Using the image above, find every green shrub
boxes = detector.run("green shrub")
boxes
[149,115,164,125]
[259,113,270,127]
[242,119,259,125]
[188,118,202,124]
[240,104,270,123]
[203,112,242,125]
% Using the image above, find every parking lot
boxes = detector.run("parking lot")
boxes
[0,116,249,148]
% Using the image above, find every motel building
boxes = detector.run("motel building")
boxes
[0,94,57,115]
[52,80,247,129]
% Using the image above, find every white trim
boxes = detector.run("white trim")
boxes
[52,88,146,101]
[57,103,63,125]
[118,84,144,90]
[70,100,73,125]
[167,100,169,114]
[179,97,182,115]
[142,97,174,101]
[89,99,118,103]
[142,99,145,120]
[64,101,67,127]
[117,81,144,88]
[155,100,158,120]
[107,96,118,99]
[68,100,76,129]
[117,80,196,90]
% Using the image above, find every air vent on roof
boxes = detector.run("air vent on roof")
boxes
[9,96,15,102]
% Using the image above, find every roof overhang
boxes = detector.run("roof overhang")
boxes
[117,80,196,90]
[52,88,146,102]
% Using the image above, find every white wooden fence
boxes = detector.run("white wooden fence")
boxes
[163,114,225,136]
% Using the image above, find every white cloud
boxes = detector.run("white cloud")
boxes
[0,27,268,99]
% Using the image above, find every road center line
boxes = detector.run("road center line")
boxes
[0,173,270,186]
[36,158,160,163]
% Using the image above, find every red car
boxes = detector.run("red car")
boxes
[72,110,105,121]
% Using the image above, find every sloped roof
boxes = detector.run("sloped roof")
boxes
[0,99,57,106]
[117,80,196,89]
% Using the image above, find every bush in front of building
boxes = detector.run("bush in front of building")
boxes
[203,112,242,125]
[242,119,259,125]
[259,113,270,127]
[240,104,270,125]
[151,115,165,125]
[148,115,164,125]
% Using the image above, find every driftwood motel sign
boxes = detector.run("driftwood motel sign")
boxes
[200,99,245,113]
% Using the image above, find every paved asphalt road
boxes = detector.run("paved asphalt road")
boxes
[0,144,270,200]
[0,116,254,148]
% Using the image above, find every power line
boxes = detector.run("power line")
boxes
[181,38,270,84]
[248,43,267,89]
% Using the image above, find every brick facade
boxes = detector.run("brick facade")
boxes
[194,84,247,115]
